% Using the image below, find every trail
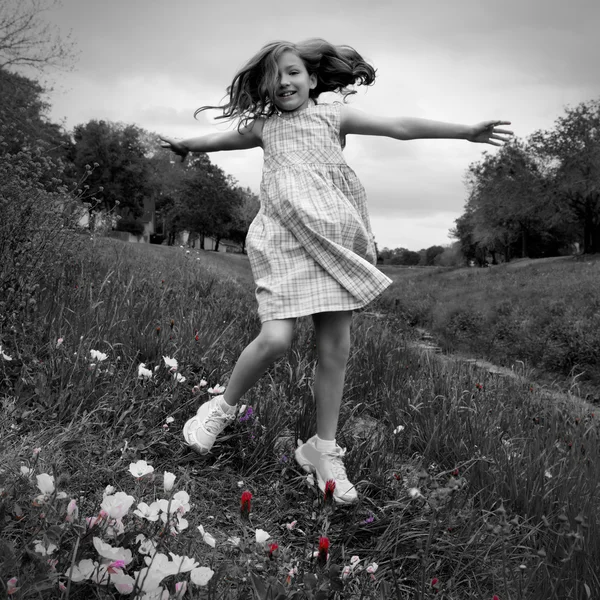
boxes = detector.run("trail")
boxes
[410,327,597,413]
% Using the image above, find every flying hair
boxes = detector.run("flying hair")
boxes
[194,38,377,128]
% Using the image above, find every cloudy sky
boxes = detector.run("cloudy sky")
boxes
[41,0,600,251]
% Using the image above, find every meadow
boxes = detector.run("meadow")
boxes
[1,233,600,600]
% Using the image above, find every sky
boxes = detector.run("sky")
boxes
[36,0,600,251]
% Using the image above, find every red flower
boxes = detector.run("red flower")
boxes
[324,479,336,504]
[451,468,459,477]
[240,490,252,519]
[492,595,500,600]
[317,536,329,565]
[431,578,440,592]
[268,542,279,559]
[475,383,483,391]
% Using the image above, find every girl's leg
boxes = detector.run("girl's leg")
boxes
[312,311,352,440]
[223,318,296,405]
[294,310,356,504]
[184,318,295,454]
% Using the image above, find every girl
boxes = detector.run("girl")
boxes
[160,38,512,505]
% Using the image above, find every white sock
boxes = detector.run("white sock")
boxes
[315,435,336,452]
[218,395,237,414]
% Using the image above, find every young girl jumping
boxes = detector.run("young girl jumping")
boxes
[160,38,512,504]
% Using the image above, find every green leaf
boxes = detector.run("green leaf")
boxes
[303,573,318,590]
[251,572,268,600]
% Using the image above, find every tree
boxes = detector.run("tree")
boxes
[460,138,561,262]
[529,99,600,254]
[72,120,153,217]
[178,155,242,250]
[0,66,74,186]
[0,0,77,73]
[228,186,260,253]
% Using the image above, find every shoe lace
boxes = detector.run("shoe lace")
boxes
[203,407,233,435]
[324,447,348,481]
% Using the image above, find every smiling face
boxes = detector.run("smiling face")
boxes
[273,51,317,113]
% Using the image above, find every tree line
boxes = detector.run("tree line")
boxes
[452,99,600,264]
[0,68,258,252]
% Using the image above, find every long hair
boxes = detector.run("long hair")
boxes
[195,38,376,128]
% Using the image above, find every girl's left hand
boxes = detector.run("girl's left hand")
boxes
[469,121,513,146]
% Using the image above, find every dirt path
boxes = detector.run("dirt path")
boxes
[410,328,597,413]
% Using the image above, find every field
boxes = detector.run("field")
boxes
[1,237,600,600]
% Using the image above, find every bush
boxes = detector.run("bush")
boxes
[0,150,87,335]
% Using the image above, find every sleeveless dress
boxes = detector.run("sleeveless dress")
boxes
[246,101,392,322]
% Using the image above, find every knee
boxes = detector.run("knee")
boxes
[255,328,292,361]
[317,332,351,366]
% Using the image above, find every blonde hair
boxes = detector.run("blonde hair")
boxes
[195,38,376,127]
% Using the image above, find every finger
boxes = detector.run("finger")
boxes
[493,128,514,135]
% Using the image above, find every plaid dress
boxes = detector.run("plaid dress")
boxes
[247,101,392,322]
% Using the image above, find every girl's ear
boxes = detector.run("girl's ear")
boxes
[309,73,317,90]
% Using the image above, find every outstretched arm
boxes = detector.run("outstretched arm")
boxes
[340,106,513,146]
[159,120,264,162]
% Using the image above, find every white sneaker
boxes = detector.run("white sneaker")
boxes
[295,435,358,505]
[183,395,235,454]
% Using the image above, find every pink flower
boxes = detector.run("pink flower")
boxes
[7,577,18,595]
[317,536,329,566]
[324,479,336,505]
[207,384,225,395]
[240,490,252,519]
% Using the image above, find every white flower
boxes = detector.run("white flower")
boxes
[34,539,58,556]
[408,487,423,499]
[237,480,244,488]
[100,491,135,520]
[393,425,405,434]
[163,471,176,492]
[20,466,33,476]
[36,473,55,495]
[350,555,360,567]
[342,565,352,579]
[172,490,190,513]
[545,469,553,479]
[66,499,78,522]
[174,372,186,383]
[134,501,161,522]
[92,537,133,564]
[366,562,378,574]
[174,581,188,599]
[138,363,153,380]
[168,552,198,573]
[129,460,154,479]
[103,485,115,496]
[207,384,225,394]
[165,416,175,424]
[238,404,247,416]
[171,515,189,533]
[136,534,158,557]
[0,344,13,361]
[110,571,135,595]
[163,356,178,371]
[67,558,98,582]
[286,520,297,531]
[255,528,270,544]
[198,525,216,548]
[227,536,241,547]
[190,566,214,587]
[137,586,170,600]
[56,338,64,348]
[199,379,207,387]
[90,349,108,362]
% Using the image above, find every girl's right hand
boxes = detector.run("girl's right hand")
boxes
[158,136,189,162]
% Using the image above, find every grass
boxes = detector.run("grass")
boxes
[376,257,600,398]
[1,238,600,599]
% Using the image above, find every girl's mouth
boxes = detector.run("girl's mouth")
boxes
[278,91,296,98]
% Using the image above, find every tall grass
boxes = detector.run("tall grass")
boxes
[1,239,599,599]
[377,259,600,396]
